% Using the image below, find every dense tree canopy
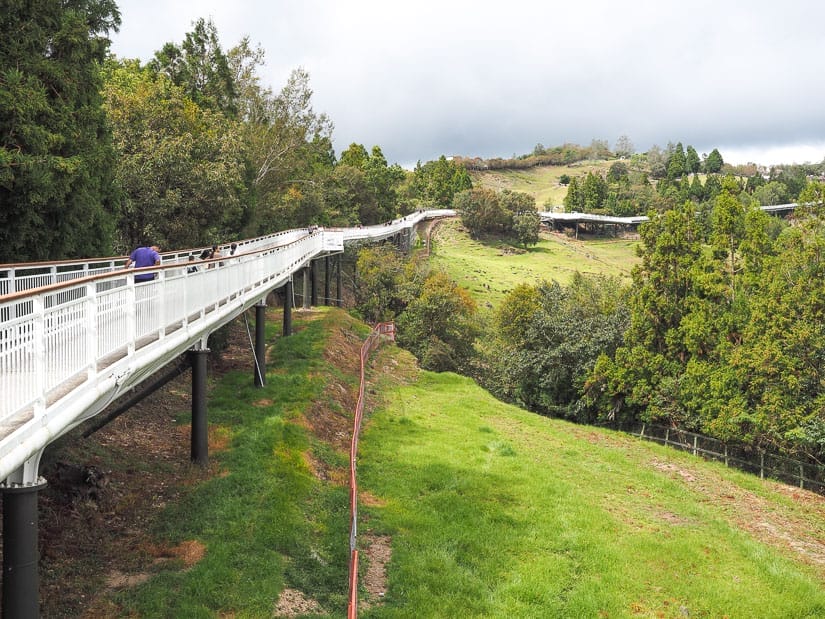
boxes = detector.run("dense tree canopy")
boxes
[0,0,121,261]
[410,155,472,207]
[580,186,825,461]
[487,274,628,418]
[103,60,248,250]
[455,187,540,244]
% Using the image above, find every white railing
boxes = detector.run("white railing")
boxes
[0,227,309,298]
[0,228,344,483]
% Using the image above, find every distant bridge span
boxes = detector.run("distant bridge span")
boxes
[538,202,798,231]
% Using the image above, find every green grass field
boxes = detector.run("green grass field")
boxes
[428,218,640,309]
[105,309,825,618]
[360,368,825,618]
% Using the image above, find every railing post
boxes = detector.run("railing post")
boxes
[158,271,167,339]
[32,296,46,416]
[125,277,136,356]
[84,281,98,380]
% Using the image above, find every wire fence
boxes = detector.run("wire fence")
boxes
[608,421,825,495]
[347,322,395,619]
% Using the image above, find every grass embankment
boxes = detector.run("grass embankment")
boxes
[53,308,824,617]
[428,218,639,309]
[56,310,369,618]
[360,368,825,618]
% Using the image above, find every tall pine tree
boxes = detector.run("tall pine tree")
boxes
[0,0,121,261]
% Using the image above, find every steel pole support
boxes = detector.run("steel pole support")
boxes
[254,302,266,388]
[336,256,342,308]
[311,260,318,306]
[283,279,293,336]
[324,256,331,306]
[2,479,47,619]
[190,348,210,466]
[302,266,311,309]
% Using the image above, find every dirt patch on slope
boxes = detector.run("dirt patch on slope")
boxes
[648,457,825,579]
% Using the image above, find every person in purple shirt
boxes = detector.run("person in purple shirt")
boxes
[125,244,161,282]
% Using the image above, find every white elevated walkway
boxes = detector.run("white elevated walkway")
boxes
[538,203,797,227]
[0,210,454,484]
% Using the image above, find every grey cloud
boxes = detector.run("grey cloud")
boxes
[111,0,825,166]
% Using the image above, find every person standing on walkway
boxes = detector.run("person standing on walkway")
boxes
[125,244,161,282]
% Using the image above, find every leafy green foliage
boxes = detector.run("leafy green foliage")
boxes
[455,187,540,244]
[335,144,406,225]
[396,271,478,372]
[410,155,472,207]
[588,185,825,460]
[353,244,477,372]
[0,0,121,261]
[511,210,541,247]
[103,60,248,250]
[705,148,724,173]
[354,245,412,322]
[149,18,237,117]
[489,274,628,419]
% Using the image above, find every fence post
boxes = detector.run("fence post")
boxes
[665,428,669,446]
[760,452,765,479]
[724,445,728,467]
[800,464,804,490]
[640,423,645,438]
[693,435,698,456]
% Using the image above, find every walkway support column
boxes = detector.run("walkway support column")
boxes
[283,279,293,336]
[2,477,47,619]
[336,256,342,308]
[311,260,318,306]
[190,347,210,466]
[254,301,266,388]
[324,256,331,306]
[302,266,311,309]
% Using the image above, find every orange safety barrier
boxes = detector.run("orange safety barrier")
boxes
[347,322,395,618]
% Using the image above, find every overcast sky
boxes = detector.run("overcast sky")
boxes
[109,0,825,168]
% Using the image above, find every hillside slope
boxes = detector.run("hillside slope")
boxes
[34,308,825,617]
[360,369,825,617]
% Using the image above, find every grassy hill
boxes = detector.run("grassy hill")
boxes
[469,159,616,208]
[42,307,825,617]
[428,218,640,309]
